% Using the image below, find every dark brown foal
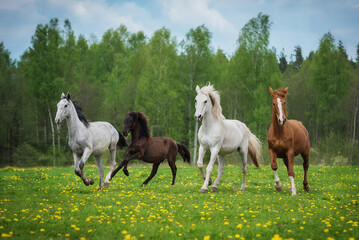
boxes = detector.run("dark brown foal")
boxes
[111,112,190,186]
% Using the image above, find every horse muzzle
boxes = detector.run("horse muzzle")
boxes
[194,114,203,122]
[55,118,61,125]
[122,130,129,137]
[278,118,287,125]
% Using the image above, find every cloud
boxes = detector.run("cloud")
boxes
[159,0,236,35]
[0,0,35,10]
[46,0,155,35]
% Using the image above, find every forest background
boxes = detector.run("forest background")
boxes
[0,13,358,167]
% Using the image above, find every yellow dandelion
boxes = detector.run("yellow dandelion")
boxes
[204,235,210,240]
[1,233,12,238]
[122,230,128,234]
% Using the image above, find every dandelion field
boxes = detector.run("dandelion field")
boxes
[0,164,358,240]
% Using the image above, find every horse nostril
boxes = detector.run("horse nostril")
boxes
[199,115,202,119]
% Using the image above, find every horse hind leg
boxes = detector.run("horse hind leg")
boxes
[302,153,310,192]
[95,155,104,190]
[168,156,177,185]
[142,163,160,186]
[238,147,248,191]
[104,148,117,187]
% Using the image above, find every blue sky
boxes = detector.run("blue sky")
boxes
[0,0,358,61]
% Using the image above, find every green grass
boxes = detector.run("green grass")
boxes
[0,164,358,240]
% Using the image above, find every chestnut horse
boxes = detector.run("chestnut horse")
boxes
[110,112,191,186]
[268,87,310,196]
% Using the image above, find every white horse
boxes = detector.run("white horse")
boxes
[194,84,262,193]
[55,93,127,190]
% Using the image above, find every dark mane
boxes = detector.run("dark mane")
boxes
[72,100,90,127]
[130,111,151,138]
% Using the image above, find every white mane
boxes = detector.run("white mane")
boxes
[200,84,225,120]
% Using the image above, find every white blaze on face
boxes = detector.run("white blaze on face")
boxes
[277,98,284,123]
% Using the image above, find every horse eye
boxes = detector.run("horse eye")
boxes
[194,99,197,103]
[204,100,207,104]
[64,105,68,108]
[273,103,275,106]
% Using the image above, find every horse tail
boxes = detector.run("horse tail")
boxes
[247,128,262,168]
[177,144,191,164]
[116,128,128,150]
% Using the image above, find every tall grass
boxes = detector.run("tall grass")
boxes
[0,165,358,239]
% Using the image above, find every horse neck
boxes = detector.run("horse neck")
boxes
[131,120,146,141]
[66,103,85,139]
[202,109,221,129]
[271,110,284,136]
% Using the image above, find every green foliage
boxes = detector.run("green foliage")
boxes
[0,15,358,166]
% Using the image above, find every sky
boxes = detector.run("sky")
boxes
[0,0,358,62]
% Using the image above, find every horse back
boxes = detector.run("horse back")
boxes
[289,120,310,155]
[144,137,177,162]
[88,121,118,153]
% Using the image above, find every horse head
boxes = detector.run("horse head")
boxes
[55,92,71,125]
[194,85,215,122]
[269,87,288,125]
[123,112,137,136]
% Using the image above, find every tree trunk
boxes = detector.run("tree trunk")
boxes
[350,97,359,164]
[192,121,199,166]
[35,104,39,144]
[47,104,56,166]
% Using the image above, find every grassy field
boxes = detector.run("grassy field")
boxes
[0,164,358,240]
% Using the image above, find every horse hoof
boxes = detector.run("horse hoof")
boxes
[200,188,208,193]
[303,184,310,192]
[211,187,218,192]
[89,178,94,185]
[123,170,129,176]
[97,187,102,191]
[104,182,110,188]
[275,185,282,191]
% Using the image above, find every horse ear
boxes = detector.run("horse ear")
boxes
[61,92,65,98]
[66,92,71,100]
[195,85,201,94]
[284,87,288,95]
[269,87,275,97]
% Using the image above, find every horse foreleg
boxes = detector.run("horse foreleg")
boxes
[197,146,212,185]
[111,151,141,180]
[95,155,104,190]
[142,163,160,186]
[287,152,296,196]
[200,148,219,193]
[211,155,225,192]
[79,148,94,186]
[270,149,282,191]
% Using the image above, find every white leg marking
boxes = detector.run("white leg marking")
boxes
[274,170,282,188]
[289,176,296,196]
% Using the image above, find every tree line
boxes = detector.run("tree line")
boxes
[0,13,358,167]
